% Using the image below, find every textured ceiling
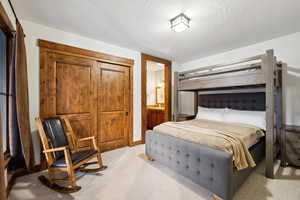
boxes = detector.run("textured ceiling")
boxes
[11,0,300,63]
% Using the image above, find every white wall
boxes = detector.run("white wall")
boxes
[21,20,143,163]
[22,19,142,136]
[2,0,300,160]
[1,0,144,164]
[177,32,300,126]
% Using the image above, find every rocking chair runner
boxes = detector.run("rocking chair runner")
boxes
[35,116,107,192]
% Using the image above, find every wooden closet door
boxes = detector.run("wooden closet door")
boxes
[43,53,98,148]
[98,62,130,151]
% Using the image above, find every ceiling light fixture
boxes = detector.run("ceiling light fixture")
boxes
[170,13,190,33]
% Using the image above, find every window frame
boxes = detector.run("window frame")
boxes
[0,3,15,200]
[0,28,9,154]
[0,1,15,162]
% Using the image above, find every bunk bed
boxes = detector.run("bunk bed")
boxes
[145,50,287,200]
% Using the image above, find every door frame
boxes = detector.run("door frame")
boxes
[141,53,172,143]
[38,40,135,148]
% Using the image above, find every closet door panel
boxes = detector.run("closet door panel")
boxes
[44,53,98,148]
[99,112,124,142]
[100,69,125,111]
[98,62,130,151]
[56,63,91,115]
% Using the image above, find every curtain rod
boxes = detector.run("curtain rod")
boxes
[8,0,20,23]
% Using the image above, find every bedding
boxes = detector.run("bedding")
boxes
[195,106,226,121]
[153,119,265,170]
[195,106,266,130]
[224,109,266,130]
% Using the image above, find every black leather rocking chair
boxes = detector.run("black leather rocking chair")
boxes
[36,116,107,193]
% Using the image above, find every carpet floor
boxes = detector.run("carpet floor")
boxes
[8,145,300,200]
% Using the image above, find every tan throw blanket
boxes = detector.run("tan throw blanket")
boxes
[153,119,265,170]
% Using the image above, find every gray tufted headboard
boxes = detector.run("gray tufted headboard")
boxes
[198,92,266,111]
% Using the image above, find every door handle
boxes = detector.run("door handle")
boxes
[125,111,129,116]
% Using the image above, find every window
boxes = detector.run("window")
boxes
[0,28,8,153]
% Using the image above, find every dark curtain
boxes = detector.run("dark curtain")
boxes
[8,21,34,169]
[8,34,26,169]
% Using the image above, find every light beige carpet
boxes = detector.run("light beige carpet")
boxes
[8,145,300,200]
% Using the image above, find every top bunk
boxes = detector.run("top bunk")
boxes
[176,49,285,91]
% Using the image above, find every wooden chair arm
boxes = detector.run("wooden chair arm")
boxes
[43,146,73,168]
[43,146,68,153]
[77,136,96,142]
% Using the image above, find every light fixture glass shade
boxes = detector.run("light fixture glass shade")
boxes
[170,13,190,32]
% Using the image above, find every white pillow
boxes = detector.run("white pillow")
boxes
[196,106,226,122]
[224,109,266,130]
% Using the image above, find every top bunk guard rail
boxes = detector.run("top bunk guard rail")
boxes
[173,49,287,179]
[179,62,262,81]
[176,50,284,91]
[178,54,264,76]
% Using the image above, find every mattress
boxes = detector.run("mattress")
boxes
[153,119,265,169]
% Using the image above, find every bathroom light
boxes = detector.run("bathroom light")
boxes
[170,13,190,32]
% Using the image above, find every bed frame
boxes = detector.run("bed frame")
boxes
[145,50,287,200]
[146,131,265,200]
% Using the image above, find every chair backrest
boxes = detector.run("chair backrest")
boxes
[43,117,69,159]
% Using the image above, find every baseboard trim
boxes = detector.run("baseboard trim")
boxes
[130,140,144,147]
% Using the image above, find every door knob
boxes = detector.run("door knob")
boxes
[125,111,129,116]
